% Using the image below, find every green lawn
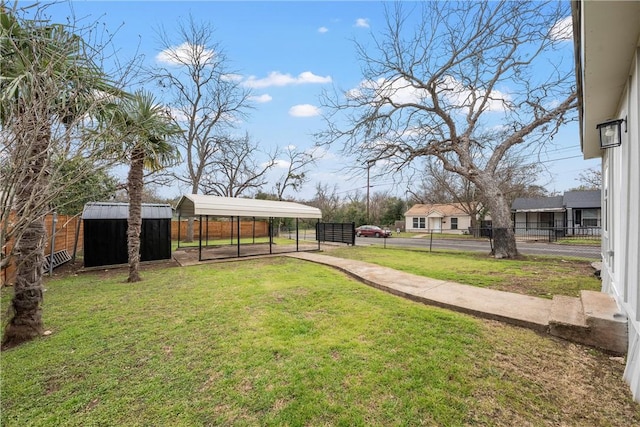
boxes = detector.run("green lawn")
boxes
[325,246,602,298]
[555,237,601,246]
[173,237,301,251]
[1,257,638,426]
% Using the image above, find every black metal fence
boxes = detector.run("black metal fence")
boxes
[469,225,601,243]
[317,222,356,245]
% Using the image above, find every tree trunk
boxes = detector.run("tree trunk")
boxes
[2,121,48,349]
[127,148,144,283]
[2,218,46,349]
[185,183,198,242]
[186,217,195,243]
[475,174,518,259]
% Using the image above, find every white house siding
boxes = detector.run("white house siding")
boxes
[405,214,472,234]
[601,48,640,400]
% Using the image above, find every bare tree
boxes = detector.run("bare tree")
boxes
[408,159,482,228]
[1,5,129,348]
[410,153,545,229]
[317,1,576,258]
[274,146,316,200]
[308,183,341,222]
[572,167,601,191]
[152,16,252,239]
[200,133,276,198]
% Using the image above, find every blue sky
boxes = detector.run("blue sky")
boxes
[30,1,598,201]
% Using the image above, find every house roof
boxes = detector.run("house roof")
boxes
[563,190,601,209]
[511,196,564,212]
[573,1,640,159]
[511,190,601,212]
[404,203,470,217]
[82,202,173,220]
[175,194,322,219]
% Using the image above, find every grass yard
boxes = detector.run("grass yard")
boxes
[325,246,602,299]
[555,237,601,246]
[1,257,638,426]
[173,237,307,251]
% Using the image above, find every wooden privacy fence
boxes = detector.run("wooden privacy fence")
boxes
[2,213,84,286]
[172,219,269,241]
[3,217,271,284]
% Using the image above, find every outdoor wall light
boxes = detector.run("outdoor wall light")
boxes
[597,117,626,149]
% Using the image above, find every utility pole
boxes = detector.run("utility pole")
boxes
[366,159,375,223]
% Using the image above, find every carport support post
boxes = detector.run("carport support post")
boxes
[252,217,256,244]
[205,215,209,247]
[317,219,321,250]
[230,216,233,245]
[269,218,273,254]
[177,213,181,249]
[198,215,203,262]
[237,216,240,257]
[296,218,299,251]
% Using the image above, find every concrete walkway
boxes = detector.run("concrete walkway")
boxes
[285,251,627,353]
[286,252,552,331]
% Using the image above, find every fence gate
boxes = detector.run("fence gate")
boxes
[316,222,355,245]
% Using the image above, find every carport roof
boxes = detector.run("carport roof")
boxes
[175,194,322,219]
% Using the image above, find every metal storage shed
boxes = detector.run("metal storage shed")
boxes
[175,195,322,261]
[82,202,172,268]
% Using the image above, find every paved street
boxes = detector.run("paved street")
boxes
[354,236,601,259]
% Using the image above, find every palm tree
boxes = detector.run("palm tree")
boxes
[1,9,120,349]
[106,90,181,282]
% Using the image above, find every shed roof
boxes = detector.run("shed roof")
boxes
[82,202,173,220]
[175,194,322,219]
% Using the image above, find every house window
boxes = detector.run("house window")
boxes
[581,209,599,227]
[450,217,458,230]
[539,212,554,228]
[413,217,425,229]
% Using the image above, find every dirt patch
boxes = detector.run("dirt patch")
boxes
[488,260,600,298]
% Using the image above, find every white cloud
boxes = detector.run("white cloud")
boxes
[549,16,572,41]
[349,75,510,113]
[348,76,426,105]
[318,26,329,34]
[354,18,370,28]
[438,75,510,112]
[250,94,273,103]
[289,104,321,117]
[307,146,336,161]
[156,42,215,66]
[284,144,297,150]
[243,71,332,89]
[273,159,291,169]
[222,73,243,82]
[167,106,189,123]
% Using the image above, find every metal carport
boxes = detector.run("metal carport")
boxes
[175,194,322,261]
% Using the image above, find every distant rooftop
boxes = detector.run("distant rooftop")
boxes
[512,190,601,212]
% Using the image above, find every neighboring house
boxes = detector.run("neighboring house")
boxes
[404,203,479,234]
[512,190,601,235]
[573,1,640,401]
